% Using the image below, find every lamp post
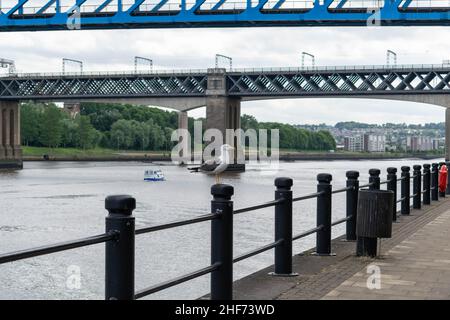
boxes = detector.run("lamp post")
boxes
[134,56,153,73]
[386,50,397,67]
[62,58,83,74]
[215,54,232,70]
[301,52,315,68]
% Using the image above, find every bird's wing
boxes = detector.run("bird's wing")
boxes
[199,162,218,172]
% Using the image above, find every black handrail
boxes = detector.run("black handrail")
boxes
[233,239,283,263]
[135,213,217,235]
[135,263,221,299]
[293,225,324,241]
[332,186,353,194]
[0,232,117,264]
[234,199,285,215]
[331,215,352,227]
[293,191,323,202]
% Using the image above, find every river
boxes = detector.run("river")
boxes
[0,158,442,299]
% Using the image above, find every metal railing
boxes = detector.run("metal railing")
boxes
[0,161,448,299]
[2,63,450,79]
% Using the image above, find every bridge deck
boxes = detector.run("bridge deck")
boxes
[231,197,450,300]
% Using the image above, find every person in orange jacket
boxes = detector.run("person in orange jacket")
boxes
[439,162,448,197]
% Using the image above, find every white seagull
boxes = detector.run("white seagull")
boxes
[188,144,234,183]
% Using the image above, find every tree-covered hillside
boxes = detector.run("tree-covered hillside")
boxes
[20,102,336,151]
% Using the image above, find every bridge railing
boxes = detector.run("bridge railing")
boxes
[0,161,447,299]
[2,63,450,79]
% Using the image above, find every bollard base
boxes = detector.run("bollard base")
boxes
[268,272,298,277]
[356,237,378,257]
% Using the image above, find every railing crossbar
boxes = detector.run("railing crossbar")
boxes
[293,225,324,241]
[234,199,285,215]
[332,186,353,194]
[359,182,374,189]
[331,215,352,227]
[293,191,323,202]
[0,232,117,265]
[233,239,283,263]
[135,213,217,235]
[134,263,221,299]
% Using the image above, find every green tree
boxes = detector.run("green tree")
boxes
[39,105,63,148]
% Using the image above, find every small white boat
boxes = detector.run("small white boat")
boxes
[144,169,165,181]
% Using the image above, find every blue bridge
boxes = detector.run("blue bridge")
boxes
[1,0,450,31]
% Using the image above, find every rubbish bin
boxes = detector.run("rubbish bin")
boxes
[356,189,394,257]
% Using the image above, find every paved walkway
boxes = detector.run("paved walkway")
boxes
[232,198,450,300]
[322,207,450,300]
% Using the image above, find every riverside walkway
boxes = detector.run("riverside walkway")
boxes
[232,197,450,300]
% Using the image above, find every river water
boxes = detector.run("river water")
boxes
[0,158,442,300]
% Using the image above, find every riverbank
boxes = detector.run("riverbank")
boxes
[22,146,442,162]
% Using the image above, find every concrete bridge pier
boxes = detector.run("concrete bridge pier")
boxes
[205,69,244,171]
[0,101,22,169]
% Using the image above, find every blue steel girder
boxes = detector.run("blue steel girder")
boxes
[1,0,450,31]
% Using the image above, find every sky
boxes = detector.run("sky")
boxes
[0,24,449,125]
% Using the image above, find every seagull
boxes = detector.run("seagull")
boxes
[188,144,234,183]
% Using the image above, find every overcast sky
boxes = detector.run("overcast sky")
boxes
[1,25,448,125]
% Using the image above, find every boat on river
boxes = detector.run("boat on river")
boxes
[144,169,165,181]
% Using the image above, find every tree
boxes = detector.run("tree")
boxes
[21,102,43,146]
[76,115,97,149]
[39,105,63,148]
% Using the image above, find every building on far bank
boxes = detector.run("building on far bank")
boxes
[344,135,363,152]
[406,136,437,152]
[344,134,386,152]
[363,134,386,152]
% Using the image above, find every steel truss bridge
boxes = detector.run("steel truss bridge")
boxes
[1,1,450,31]
[1,64,450,100]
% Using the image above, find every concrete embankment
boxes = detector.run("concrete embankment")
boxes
[22,152,442,162]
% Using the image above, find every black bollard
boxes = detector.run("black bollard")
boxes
[401,166,410,215]
[210,184,234,300]
[105,195,136,300]
[431,163,439,201]
[368,168,381,190]
[387,167,397,222]
[273,177,296,276]
[315,173,333,255]
[345,171,359,241]
[413,165,421,210]
[422,164,431,205]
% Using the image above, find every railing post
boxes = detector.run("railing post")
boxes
[356,169,380,256]
[401,166,411,215]
[432,163,439,201]
[273,177,296,276]
[345,170,359,241]
[413,165,422,210]
[210,184,234,300]
[368,169,380,190]
[105,195,136,300]
[315,173,333,255]
[387,167,397,222]
[423,164,431,205]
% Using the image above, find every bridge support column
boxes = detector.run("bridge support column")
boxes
[205,68,244,172]
[0,101,22,169]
